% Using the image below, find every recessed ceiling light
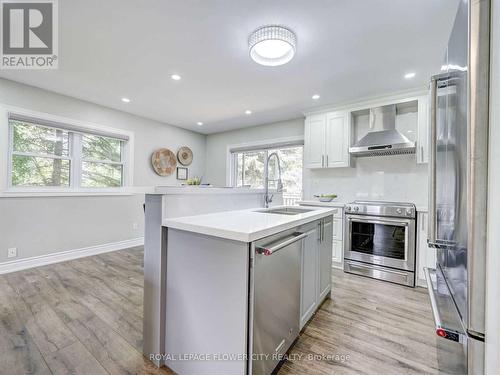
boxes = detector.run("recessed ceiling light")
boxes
[171,74,181,81]
[121,97,130,103]
[312,94,320,100]
[245,110,252,115]
[404,72,416,79]
[249,25,297,66]
[196,122,203,126]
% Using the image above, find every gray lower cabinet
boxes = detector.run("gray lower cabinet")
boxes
[319,216,333,299]
[299,217,333,329]
[299,223,319,328]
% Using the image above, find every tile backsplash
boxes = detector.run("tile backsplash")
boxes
[303,154,428,207]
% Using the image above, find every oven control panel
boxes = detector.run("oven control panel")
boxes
[345,202,416,219]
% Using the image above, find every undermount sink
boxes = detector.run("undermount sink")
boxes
[255,207,314,216]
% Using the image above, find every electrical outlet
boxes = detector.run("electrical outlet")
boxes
[132,222,139,230]
[7,247,17,258]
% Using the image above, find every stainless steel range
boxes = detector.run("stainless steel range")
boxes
[343,201,416,287]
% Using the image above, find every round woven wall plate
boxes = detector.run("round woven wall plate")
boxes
[151,148,177,176]
[177,146,193,166]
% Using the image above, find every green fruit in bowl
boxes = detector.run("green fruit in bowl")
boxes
[314,194,338,202]
[186,177,201,185]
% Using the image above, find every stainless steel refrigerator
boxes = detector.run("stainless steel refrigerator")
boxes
[425,0,490,374]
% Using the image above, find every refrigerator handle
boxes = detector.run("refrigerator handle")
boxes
[467,0,490,344]
[427,77,438,246]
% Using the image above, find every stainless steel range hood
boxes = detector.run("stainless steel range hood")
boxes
[349,104,416,157]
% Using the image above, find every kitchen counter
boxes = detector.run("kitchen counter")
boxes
[143,188,284,368]
[297,200,347,207]
[153,186,268,195]
[163,205,337,242]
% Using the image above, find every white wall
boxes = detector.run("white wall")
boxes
[204,118,304,185]
[0,78,206,263]
[485,0,500,372]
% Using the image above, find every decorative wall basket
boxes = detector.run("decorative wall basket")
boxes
[151,148,177,176]
[177,146,193,166]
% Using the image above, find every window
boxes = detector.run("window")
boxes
[11,120,71,187]
[231,144,303,205]
[81,134,123,187]
[8,114,129,190]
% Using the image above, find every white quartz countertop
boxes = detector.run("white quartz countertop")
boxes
[297,200,347,208]
[163,206,337,242]
[153,186,267,195]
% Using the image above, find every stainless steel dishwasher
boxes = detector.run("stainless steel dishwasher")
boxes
[249,229,305,375]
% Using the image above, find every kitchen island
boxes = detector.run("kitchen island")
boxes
[151,205,335,375]
[142,187,284,369]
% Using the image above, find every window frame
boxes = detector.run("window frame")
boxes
[227,136,304,188]
[1,105,134,196]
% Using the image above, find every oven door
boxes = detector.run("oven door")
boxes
[344,214,416,271]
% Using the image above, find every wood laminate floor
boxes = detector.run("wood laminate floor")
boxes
[0,247,442,375]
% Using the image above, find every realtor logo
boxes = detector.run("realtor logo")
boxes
[1,0,58,69]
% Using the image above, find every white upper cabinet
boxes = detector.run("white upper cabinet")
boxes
[304,114,326,168]
[304,111,349,169]
[325,112,350,167]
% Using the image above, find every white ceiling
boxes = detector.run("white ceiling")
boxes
[0,0,459,134]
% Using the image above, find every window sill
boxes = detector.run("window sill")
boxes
[0,188,147,198]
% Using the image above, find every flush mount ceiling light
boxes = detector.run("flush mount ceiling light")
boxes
[196,122,203,126]
[404,72,416,79]
[312,94,320,100]
[171,74,181,81]
[245,110,252,115]
[121,97,130,103]
[249,25,297,66]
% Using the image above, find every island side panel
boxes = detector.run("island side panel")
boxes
[143,194,167,366]
[165,228,250,375]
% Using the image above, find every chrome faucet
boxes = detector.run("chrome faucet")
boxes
[264,152,284,208]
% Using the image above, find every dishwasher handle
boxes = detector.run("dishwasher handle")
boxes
[256,232,307,256]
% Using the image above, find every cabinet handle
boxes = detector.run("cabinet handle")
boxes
[326,155,329,166]
[420,146,424,163]
[321,155,324,167]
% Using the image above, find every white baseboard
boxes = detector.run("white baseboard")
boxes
[417,278,427,288]
[332,261,343,270]
[0,237,144,275]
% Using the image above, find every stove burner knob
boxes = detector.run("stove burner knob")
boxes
[354,206,359,212]
[396,208,403,214]
[406,209,413,216]
[346,206,351,211]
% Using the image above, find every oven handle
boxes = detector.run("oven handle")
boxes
[345,215,414,226]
